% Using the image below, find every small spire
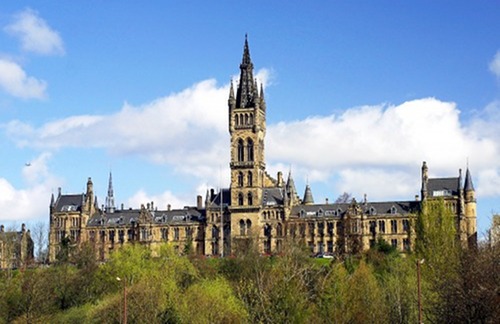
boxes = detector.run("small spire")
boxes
[464,168,474,192]
[50,192,55,207]
[303,185,314,205]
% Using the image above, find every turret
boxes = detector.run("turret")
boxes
[302,185,314,205]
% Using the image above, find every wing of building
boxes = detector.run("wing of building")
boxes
[0,224,34,269]
[48,37,477,262]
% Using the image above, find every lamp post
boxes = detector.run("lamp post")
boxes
[116,277,127,324]
[416,259,425,324]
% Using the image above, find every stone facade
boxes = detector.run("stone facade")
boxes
[0,224,34,269]
[48,37,477,262]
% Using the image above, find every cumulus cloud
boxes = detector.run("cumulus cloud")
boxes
[0,153,62,222]
[489,50,500,78]
[4,8,65,56]
[4,74,500,202]
[0,59,47,99]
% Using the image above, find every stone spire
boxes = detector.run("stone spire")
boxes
[464,168,474,192]
[303,184,314,205]
[236,35,257,109]
[105,171,115,213]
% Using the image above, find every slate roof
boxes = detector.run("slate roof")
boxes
[290,200,418,219]
[53,194,84,212]
[87,207,204,227]
[427,177,460,197]
[262,188,284,206]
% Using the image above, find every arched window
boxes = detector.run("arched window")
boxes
[247,171,253,186]
[245,113,249,125]
[237,139,245,161]
[249,113,254,125]
[238,172,244,187]
[277,223,283,237]
[248,192,253,205]
[247,139,254,161]
[240,219,245,236]
[246,219,252,235]
[235,114,239,126]
[264,224,272,237]
[238,193,244,206]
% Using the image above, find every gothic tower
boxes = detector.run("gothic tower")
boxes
[228,36,267,244]
[463,167,477,244]
[105,172,115,213]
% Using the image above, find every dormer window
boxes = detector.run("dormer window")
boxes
[370,207,376,215]
[390,206,397,215]
[317,208,324,217]
[300,210,305,218]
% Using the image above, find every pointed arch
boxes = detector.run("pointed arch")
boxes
[248,192,253,205]
[238,172,244,187]
[247,171,253,186]
[237,139,244,161]
[247,138,254,161]
[238,192,244,206]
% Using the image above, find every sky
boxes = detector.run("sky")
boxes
[0,1,499,237]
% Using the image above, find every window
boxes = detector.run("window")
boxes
[369,221,377,235]
[318,222,324,237]
[327,241,333,253]
[240,219,245,236]
[391,206,397,214]
[238,172,244,187]
[276,223,283,237]
[391,220,398,233]
[403,238,410,251]
[290,224,297,238]
[238,193,244,206]
[247,171,253,186]
[308,222,315,237]
[403,219,410,232]
[161,228,168,240]
[391,239,398,248]
[174,228,180,241]
[370,207,377,215]
[211,226,218,239]
[237,139,244,161]
[327,222,334,236]
[264,224,272,237]
[378,220,386,233]
[247,139,254,161]
[246,219,252,235]
[186,227,193,240]
[247,192,253,205]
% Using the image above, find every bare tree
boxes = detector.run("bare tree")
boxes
[31,221,49,264]
[335,192,352,203]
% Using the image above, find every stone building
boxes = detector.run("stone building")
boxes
[48,37,477,262]
[0,224,34,269]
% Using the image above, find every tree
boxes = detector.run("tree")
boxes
[335,192,352,203]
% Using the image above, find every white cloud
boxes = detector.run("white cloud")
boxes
[0,153,62,222]
[4,76,500,202]
[0,59,47,99]
[489,50,500,78]
[4,8,65,56]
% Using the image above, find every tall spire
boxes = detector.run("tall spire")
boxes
[236,34,257,108]
[105,172,115,213]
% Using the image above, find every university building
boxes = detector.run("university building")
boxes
[48,38,477,262]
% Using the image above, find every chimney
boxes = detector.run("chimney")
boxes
[22,223,26,232]
[197,195,203,209]
[415,195,420,201]
[167,204,171,211]
[58,187,62,197]
[151,201,154,211]
[121,203,124,210]
[210,188,215,200]
[325,198,329,205]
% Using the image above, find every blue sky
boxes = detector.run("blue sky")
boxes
[1,1,499,237]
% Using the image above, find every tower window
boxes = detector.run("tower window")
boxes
[248,192,253,205]
[247,139,254,161]
[238,193,244,206]
[238,172,244,187]
[240,219,245,236]
[248,171,253,186]
[237,139,244,161]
